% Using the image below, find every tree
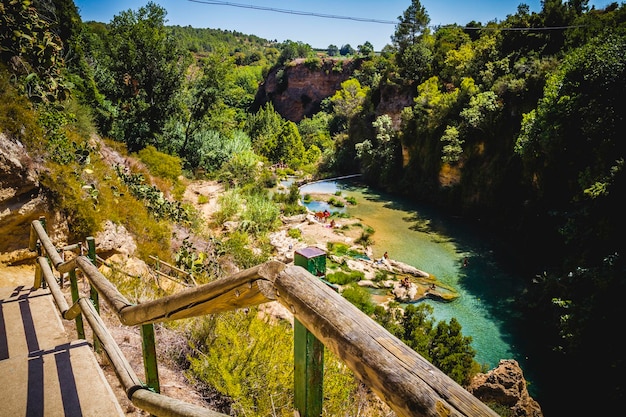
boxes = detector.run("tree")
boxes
[245,102,284,162]
[275,120,305,167]
[392,0,433,83]
[357,41,375,57]
[340,44,355,56]
[515,32,626,264]
[356,114,401,184]
[330,78,370,121]
[327,44,340,56]
[178,48,235,157]
[391,0,430,51]
[429,318,476,386]
[440,125,463,163]
[105,2,188,152]
[278,40,312,63]
[399,41,433,83]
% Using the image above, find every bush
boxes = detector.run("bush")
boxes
[287,228,302,239]
[137,145,183,181]
[341,283,375,315]
[325,270,364,285]
[327,196,344,207]
[221,231,270,269]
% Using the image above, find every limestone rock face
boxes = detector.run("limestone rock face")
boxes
[468,359,543,417]
[252,58,358,122]
[0,133,66,258]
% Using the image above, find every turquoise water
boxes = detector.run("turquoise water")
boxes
[300,179,529,376]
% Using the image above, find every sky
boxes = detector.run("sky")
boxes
[72,0,614,51]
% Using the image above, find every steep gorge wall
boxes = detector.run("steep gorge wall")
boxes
[252,58,358,122]
[252,58,414,126]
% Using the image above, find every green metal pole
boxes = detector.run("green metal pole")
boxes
[294,319,324,417]
[293,247,325,417]
[69,268,85,339]
[86,236,101,353]
[141,324,161,393]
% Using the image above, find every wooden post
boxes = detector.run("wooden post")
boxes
[39,216,47,289]
[141,324,160,394]
[293,247,326,417]
[86,236,101,352]
[69,268,85,339]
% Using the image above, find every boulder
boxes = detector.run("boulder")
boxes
[468,359,543,417]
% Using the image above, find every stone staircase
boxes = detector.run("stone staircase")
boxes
[0,283,124,417]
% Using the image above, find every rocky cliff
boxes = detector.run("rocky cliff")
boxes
[0,133,65,260]
[252,58,415,127]
[252,57,359,122]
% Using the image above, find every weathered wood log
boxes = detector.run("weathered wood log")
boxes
[78,297,142,391]
[148,255,197,286]
[273,265,499,417]
[31,219,64,267]
[118,260,284,325]
[75,255,133,314]
[131,389,227,417]
[152,268,192,287]
[35,256,70,315]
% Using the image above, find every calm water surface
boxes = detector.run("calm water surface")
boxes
[300,179,535,389]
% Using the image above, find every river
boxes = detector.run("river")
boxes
[299,177,537,394]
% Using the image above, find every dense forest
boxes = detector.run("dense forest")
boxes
[1,0,625,415]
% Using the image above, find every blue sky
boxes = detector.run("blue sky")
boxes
[73,0,614,50]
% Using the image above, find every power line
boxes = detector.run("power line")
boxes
[187,0,586,31]
[187,0,397,24]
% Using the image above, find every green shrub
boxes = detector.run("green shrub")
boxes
[0,67,42,147]
[287,228,302,239]
[327,197,344,207]
[325,270,364,285]
[304,57,322,70]
[355,231,374,247]
[341,283,375,315]
[221,231,270,269]
[187,310,294,416]
[138,145,183,181]
[325,242,367,258]
[214,188,244,225]
[240,192,281,235]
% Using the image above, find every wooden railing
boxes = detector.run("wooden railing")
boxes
[29,218,499,417]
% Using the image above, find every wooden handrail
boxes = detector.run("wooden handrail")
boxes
[33,254,227,417]
[29,219,500,417]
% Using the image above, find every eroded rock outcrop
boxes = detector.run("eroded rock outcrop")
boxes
[0,133,67,259]
[468,359,543,417]
[252,58,359,122]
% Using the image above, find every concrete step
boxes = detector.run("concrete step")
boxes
[0,285,124,417]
